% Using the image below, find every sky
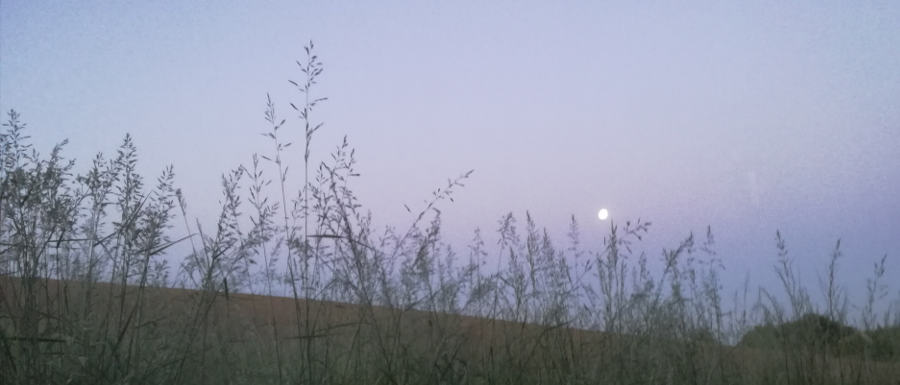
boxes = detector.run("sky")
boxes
[2,1,899,307]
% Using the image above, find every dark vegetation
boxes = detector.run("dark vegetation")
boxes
[739,313,900,361]
[1,44,898,384]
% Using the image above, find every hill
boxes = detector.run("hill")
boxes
[3,277,899,385]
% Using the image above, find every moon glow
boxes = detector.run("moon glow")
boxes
[598,208,609,221]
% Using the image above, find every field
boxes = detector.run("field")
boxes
[2,276,899,385]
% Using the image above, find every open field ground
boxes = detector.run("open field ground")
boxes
[2,277,899,385]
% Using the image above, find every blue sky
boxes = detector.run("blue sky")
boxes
[2,1,899,305]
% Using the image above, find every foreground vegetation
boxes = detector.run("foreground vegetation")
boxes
[2,44,898,385]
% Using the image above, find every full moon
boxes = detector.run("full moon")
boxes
[598,208,609,221]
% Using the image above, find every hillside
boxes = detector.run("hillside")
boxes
[3,277,899,385]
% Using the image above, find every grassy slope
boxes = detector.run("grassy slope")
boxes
[3,277,899,385]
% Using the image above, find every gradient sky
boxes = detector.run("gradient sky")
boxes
[2,1,899,306]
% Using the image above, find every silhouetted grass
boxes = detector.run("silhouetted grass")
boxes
[1,44,898,385]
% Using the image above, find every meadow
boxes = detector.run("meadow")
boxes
[2,45,898,385]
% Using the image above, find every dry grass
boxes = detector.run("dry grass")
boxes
[2,43,898,384]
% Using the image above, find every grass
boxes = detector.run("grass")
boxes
[2,43,899,385]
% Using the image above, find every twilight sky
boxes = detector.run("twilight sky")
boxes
[2,1,899,304]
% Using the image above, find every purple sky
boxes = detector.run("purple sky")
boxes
[3,1,899,306]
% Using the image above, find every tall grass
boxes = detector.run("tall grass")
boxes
[2,44,898,385]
